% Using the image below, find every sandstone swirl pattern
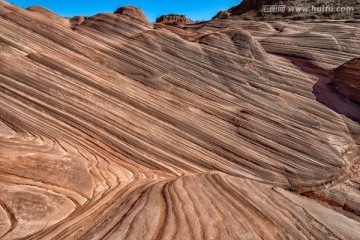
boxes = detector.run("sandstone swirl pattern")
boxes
[0,2,360,239]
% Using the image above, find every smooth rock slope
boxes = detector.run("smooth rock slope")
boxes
[0,1,360,239]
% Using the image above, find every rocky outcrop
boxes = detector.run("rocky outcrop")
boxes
[0,2,360,239]
[224,0,360,20]
[114,6,149,24]
[332,58,360,104]
[228,0,263,15]
[213,10,231,19]
[198,29,268,61]
[156,14,194,25]
[26,6,71,27]
[69,15,86,28]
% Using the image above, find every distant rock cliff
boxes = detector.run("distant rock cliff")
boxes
[216,0,360,20]
[156,14,194,25]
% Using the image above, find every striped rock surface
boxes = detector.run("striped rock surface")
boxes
[0,2,360,239]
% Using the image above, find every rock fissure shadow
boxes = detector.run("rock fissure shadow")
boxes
[283,55,360,124]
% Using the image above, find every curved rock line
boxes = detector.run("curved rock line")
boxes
[0,2,359,239]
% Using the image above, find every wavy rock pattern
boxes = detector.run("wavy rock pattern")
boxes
[0,1,360,239]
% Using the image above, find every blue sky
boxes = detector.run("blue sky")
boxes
[6,0,240,22]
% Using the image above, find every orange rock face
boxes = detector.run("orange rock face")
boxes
[0,0,360,239]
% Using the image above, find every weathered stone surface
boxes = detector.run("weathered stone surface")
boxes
[0,1,360,239]
[213,10,231,19]
[156,14,194,25]
[115,6,149,24]
[332,58,360,104]
[226,0,360,20]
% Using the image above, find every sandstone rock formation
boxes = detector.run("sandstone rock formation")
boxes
[224,0,360,20]
[332,58,360,104]
[0,0,360,239]
[213,10,231,19]
[156,14,194,25]
[115,6,149,24]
